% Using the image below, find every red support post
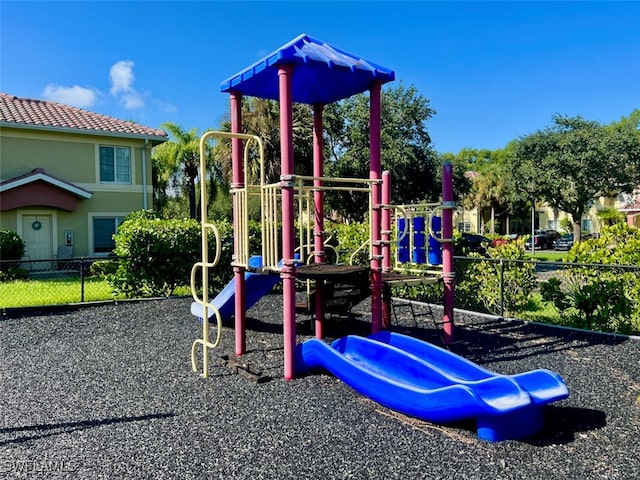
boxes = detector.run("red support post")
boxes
[442,161,455,344]
[370,81,383,333]
[279,65,297,380]
[313,103,325,339]
[230,91,246,356]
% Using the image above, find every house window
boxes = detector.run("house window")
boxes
[99,146,131,183]
[93,217,124,254]
[582,218,593,233]
[457,222,471,233]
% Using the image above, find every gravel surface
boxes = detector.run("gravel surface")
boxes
[1,293,639,479]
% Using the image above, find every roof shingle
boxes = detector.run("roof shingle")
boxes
[0,93,167,141]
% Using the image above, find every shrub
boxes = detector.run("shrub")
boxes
[0,229,27,280]
[0,229,25,262]
[109,215,236,298]
[542,223,640,334]
[326,221,370,265]
[457,238,536,316]
[90,258,119,278]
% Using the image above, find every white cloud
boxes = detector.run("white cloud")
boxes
[109,60,144,109]
[109,60,135,95]
[42,84,97,108]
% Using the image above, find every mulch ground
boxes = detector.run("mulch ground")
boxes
[1,293,639,479]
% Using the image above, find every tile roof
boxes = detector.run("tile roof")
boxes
[0,92,167,142]
[621,199,640,212]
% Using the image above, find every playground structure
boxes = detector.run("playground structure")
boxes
[190,34,456,380]
[187,35,570,441]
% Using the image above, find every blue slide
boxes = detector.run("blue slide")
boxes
[295,331,569,442]
[191,256,280,322]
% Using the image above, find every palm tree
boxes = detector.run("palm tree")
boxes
[157,122,202,220]
[213,97,313,186]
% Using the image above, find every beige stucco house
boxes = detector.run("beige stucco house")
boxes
[0,93,167,263]
[457,170,639,235]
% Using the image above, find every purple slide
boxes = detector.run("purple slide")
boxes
[295,331,568,442]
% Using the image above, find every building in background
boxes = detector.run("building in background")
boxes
[0,93,167,264]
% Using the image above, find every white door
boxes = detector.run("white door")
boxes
[22,215,53,270]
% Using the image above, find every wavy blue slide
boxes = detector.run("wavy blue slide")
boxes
[191,256,280,322]
[296,331,569,442]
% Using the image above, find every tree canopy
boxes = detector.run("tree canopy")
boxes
[152,122,205,220]
[324,83,439,221]
[511,110,640,239]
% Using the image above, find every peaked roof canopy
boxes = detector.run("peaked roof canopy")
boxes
[220,34,395,105]
[0,168,92,212]
[0,93,168,143]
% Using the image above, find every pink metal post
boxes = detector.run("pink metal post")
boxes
[279,65,297,380]
[230,91,247,356]
[370,81,383,333]
[442,161,455,344]
[313,103,325,339]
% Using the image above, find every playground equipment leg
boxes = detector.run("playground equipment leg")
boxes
[441,161,455,344]
[279,65,297,380]
[381,171,392,329]
[234,266,246,355]
[313,103,325,339]
[370,81,383,333]
[230,91,247,356]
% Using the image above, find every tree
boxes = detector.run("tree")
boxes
[324,83,439,221]
[154,122,205,220]
[511,111,640,240]
[213,97,314,186]
[453,148,513,234]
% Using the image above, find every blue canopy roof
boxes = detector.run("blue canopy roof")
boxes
[220,34,395,105]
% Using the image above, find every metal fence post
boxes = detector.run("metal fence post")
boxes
[499,258,505,317]
[80,257,86,303]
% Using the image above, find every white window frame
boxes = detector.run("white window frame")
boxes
[99,145,132,184]
[457,222,472,233]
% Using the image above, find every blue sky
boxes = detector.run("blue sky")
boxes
[1,1,638,154]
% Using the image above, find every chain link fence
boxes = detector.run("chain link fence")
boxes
[2,253,639,335]
[1,256,117,309]
[454,256,640,335]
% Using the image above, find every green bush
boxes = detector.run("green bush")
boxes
[326,221,370,265]
[0,229,27,280]
[90,258,119,278]
[109,215,238,298]
[0,229,25,262]
[542,223,640,334]
[457,238,536,316]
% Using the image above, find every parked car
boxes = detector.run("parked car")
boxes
[524,232,549,250]
[544,229,560,247]
[554,234,574,251]
[554,233,595,251]
[524,229,559,250]
[458,233,491,255]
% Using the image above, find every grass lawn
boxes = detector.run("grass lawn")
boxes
[516,293,563,324]
[524,251,567,262]
[0,276,193,309]
[0,277,119,308]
